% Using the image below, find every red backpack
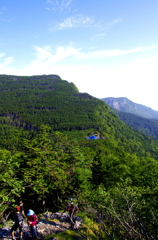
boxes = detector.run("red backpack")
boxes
[30,214,37,222]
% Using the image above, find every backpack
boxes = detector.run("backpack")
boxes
[28,214,38,225]
[15,213,24,227]
[67,205,71,211]
[30,214,37,222]
[67,204,78,213]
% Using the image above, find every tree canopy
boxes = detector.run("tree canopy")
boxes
[1,75,158,239]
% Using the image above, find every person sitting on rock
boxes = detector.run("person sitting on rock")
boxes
[26,209,38,240]
[11,206,24,240]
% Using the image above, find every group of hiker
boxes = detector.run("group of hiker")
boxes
[11,207,38,240]
[10,201,78,240]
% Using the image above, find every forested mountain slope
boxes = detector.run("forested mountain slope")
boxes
[0,74,157,156]
[114,109,158,140]
[0,74,158,156]
[1,75,158,239]
[0,74,96,131]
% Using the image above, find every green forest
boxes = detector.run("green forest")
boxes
[1,74,158,239]
[111,108,158,140]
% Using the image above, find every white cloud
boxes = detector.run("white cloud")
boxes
[53,55,158,110]
[28,45,81,68]
[0,57,14,67]
[46,0,73,13]
[46,0,53,3]
[22,45,158,71]
[0,45,158,110]
[0,52,14,67]
[28,45,146,67]
[31,46,52,63]
[106,18,122,30]
[34,57,157,110]
[0,7,14,22]
[50,14,94,31]
[0,53,5,58]
[91,32,107,41]
[78,47,144,59]
[60,0,73,9]
[45,7,52,11]
[92,18,122,33]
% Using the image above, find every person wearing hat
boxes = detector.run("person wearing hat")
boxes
[11,206,24,240]
[27,209,38,240]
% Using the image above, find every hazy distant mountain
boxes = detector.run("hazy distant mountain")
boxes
[102,97,158,119]
[101,97,158,139]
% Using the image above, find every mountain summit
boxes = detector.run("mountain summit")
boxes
[102,97,158,119]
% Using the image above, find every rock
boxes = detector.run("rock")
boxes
[0,212,82,240]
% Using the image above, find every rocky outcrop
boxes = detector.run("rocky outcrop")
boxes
[0,212,82,240]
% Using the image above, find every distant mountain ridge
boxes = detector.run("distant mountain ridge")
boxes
[101,97,158,139]
[102,97,158,119]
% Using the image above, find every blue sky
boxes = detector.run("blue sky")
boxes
[0,0,158,110]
